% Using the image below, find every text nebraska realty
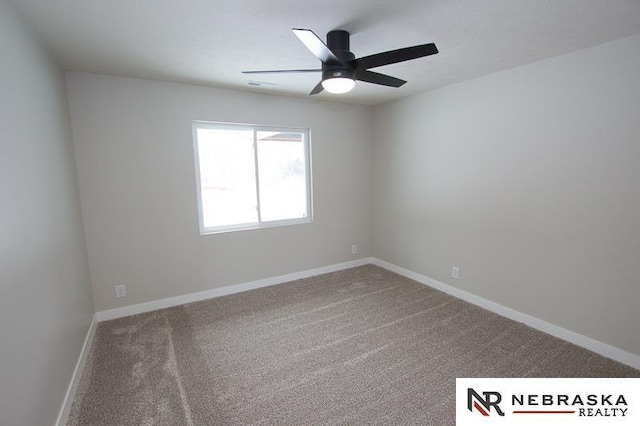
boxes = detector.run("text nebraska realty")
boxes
[512,392,628,417]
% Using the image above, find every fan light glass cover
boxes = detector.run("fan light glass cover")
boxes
[322,77,355,94]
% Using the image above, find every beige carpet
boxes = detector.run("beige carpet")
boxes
[68,265,639,425]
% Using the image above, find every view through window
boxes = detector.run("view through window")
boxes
[193,122,312,233]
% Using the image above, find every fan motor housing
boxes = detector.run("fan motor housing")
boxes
[323,30,356,76]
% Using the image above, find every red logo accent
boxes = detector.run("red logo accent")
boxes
[473,401,489,416]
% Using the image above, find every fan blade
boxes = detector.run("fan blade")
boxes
[351,43,438,70]
[309,81,324,95]
[293,28,341,64]
[356,70,406,88]
[242,69,321,74]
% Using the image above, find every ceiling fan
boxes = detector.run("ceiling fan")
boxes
[243,28,438,95]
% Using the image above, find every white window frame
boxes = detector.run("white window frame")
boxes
[192,121,313,235]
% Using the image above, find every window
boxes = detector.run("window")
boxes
[192,121,312,234]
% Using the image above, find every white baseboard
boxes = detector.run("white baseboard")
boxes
[371,258,640,371]
[55,314,98,426]
[96,257,374,322]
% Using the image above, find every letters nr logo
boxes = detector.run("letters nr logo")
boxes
[467,388,505,417]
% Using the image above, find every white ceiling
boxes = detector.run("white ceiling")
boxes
[10,0,640,106]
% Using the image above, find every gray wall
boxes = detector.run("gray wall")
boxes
[372,34,640,357]
[0,1,95,425]
[65,73,373,312]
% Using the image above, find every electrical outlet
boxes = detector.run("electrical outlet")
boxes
[115,284,126,298]
[451,267,460,279]
[351,245,358,254]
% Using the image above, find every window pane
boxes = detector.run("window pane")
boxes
[256,131,308,222]
[197,128,258,228]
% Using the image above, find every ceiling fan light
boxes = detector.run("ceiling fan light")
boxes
[322,77,355,94]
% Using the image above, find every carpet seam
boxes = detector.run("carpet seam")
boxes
[165,313,195,426]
